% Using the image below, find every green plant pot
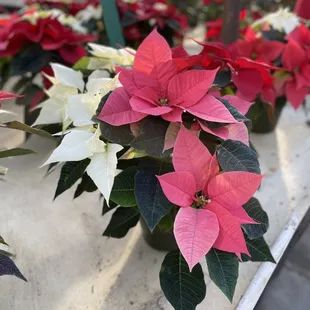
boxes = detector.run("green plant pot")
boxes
[140,218,178,252]
[248,96,286,134]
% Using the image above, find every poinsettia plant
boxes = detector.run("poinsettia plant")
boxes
[0,5,98,126]
[230,9,310,131]
[35,30,274,308]
[116,0,188,47]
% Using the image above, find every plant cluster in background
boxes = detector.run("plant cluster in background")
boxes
[34,30,274,308]
[116,0,188,47]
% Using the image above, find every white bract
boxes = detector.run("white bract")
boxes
[76,4,102,23]
[88,43,135,70]
[34,63,116,129]
[252,8,300,34]
[43,127,123,203]
[40,64,122,202]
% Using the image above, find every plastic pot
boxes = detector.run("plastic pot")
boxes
[248,96,286,134]
[140,218,178,252]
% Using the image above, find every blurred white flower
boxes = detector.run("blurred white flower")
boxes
[252,8,300,34]
[76,5,102,23]
[88,43,135,70]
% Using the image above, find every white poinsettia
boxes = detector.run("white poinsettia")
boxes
[33,63,84,127]
[76,4,103,23]
[252,8,300,34]
[33,63,114,128]
[67,74,120,127]
[41,67,122,202]
[88,43,135,70]
[43,127,123,202]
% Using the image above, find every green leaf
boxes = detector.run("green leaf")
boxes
[102,199,118,216]
[130,116,171,158]
[0,121,54,139]
[55,159,90,199]
[0,254,27,281]
[110,166,137,207]
[74,172,97,199]
[10,45,51,76]
[241,236,275,263]
[119,148,148,160]
[96,91,112,116]
[0,235,8,246]
[0,148,37,159]
[102,207,140,238]
[214,70,232,87]
[157,212,174,233]
[160,250,206,310]
[135,170,173,231]
[216,139,261,174]
[216,98,249,122]
[0,249,12,256]
[99,121,135,145]
[206,248,239,302]
[73,56,91,71]
[242,197,269,239]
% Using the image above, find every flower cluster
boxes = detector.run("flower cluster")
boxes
[0,6,97,65]
[230,10,310,109]
[116,0,188,44]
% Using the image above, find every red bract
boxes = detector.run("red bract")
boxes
[281,39,310,109]
[157,126,262,270]
[288,24,310,59]
[205,9,258,41]
[0,91,21,108]
[116,0,188,41]
[231,28,284,64]
[198,40,276,102]
[0,14,97,64]
[98,30,238,126]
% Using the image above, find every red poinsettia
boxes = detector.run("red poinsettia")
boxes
[231,27,284,64]
[157,126,262,270]
[116,0,188,41]
[197,41,276,102]
[98,30,239,128]
[280,39,310,109]
[0,11,97,64]
[206,9,261,41]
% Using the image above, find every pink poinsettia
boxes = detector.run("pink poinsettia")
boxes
[0,91,21,108]
[98,29,239,126]
[157,126,263,270]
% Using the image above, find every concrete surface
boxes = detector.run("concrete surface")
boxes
[255,210,310,310]
[0,102,310,310]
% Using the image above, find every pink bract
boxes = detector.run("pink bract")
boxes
[157,126,263,269]
[98,29,238,127]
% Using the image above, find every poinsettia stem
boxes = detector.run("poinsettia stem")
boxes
[220,0,241,44]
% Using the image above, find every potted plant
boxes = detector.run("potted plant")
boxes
[233,8,310,133]
[34,30,274,308]
[0,5,98,125]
